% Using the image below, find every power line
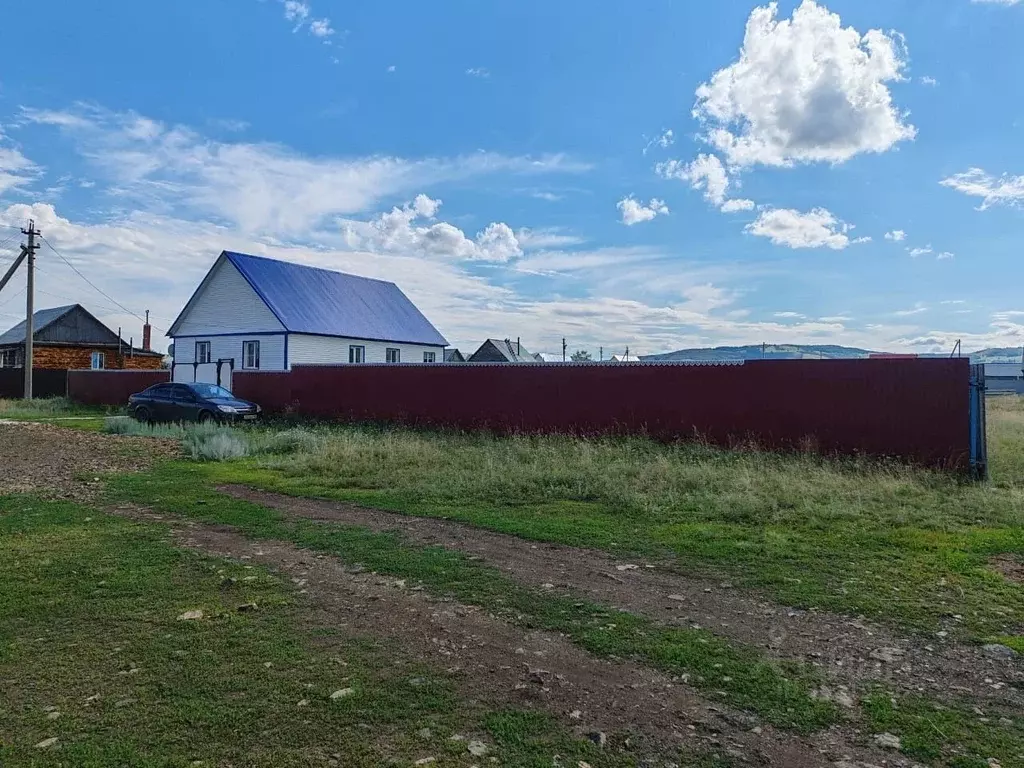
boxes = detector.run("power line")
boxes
[39,234,165,332]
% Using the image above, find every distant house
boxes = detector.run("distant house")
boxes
[986,361,1024,394]
[468,338,543,363]
[0,304,162,370]
[444,349,466,363]
[167,251,448,389]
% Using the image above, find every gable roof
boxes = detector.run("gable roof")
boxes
[169,251,448,346]
[0,304,161,355]
[469,338,538,363]
[0,305,77,345]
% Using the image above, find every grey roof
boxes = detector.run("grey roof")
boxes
[985,362,1024,378]
[0,305,76,346]
[444,348,465,363]
[473,338,537,362]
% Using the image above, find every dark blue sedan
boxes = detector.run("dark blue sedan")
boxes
[128,382,262,424]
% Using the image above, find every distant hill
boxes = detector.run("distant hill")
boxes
[641,344,874,362]
[969,348,1024,364]
[641,344,1023,363]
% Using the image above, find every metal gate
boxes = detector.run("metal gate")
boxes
[969,363,989,480]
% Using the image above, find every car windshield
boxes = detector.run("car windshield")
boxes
[188,383,234,399]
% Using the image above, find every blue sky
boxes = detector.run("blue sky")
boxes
[0,0,1022,356]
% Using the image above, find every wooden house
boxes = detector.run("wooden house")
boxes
[0,304,164,370]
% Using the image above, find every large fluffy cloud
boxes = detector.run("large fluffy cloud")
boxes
[746,207,854,250]
[694,0,915,168]
[940,168,1024,210]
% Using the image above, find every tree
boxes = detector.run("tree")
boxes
[570,350,592,362]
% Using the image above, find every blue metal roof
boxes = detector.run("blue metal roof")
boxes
[0,305,76,345]
[223,252,448,346]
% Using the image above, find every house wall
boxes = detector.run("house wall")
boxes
[288,334,444,365]
[468,341,509,362]
[9,345,162,370]
[171,334,286,388]
[173,259,284,336]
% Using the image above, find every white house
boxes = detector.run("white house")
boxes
[168,251,448,388]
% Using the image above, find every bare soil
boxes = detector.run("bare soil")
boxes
[221,486,1024,710]
[992,555,1024,586]
[114,504,918,768]
[0,422,178,500]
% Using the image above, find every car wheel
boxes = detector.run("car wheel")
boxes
[134,405,152,423]
[198,410,214,424]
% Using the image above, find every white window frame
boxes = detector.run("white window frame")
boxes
[423,351,436,363]
[349,345,365,364]
[195,341,212,365]
[0,349,20,368]
[242,340,260,370]
[90,352,106,370]
[386,348,401,363]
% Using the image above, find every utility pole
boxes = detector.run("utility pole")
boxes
[599,346,603,362]
[562,337,567,362]
[22,220,39,400]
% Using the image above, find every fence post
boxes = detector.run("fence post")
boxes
[969,364,989,480]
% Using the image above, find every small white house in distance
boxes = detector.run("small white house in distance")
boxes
[168,251,448,389]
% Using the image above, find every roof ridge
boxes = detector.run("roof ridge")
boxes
[224,251,398,287]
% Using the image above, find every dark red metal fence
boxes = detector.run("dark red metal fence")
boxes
[66,369,170,407]
[234,359,972,469]
[0,369,69,399]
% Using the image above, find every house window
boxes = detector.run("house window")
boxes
[0,349,20,368]
[90,352,105,370]
[423,351,436,363]
[196,341,212,364]
[243,340,260,370]
[386,348,401,363]
[349,345,365,364]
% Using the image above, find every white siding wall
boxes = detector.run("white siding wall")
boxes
[288,334,445,365]
[172,334,286,386]
[174,259,284,336]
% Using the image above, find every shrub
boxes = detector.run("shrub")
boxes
[102,418,186,439]
[183,425,251,461]
[249,427,324,456]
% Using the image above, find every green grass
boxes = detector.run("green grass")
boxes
[0,495,638,767]
[107,464,839,732]
[172,397,1024,640]
[0,396,110,421]
[863,691,1024,767]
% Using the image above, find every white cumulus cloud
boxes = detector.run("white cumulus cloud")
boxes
[344,195,521,262]
[907,245,933,257]
[746,207,854,250]
[720,198,755,213]
[466,68,490,78]
[940,168,1024,209]
[694,0,916,168]
[657,154,729,206]
[884,229,907,241]
[309,19,335,38]
[617,196,669,226]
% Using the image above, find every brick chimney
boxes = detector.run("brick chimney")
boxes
[142,310,152,352]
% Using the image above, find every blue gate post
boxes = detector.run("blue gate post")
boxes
[969,364,989,480]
